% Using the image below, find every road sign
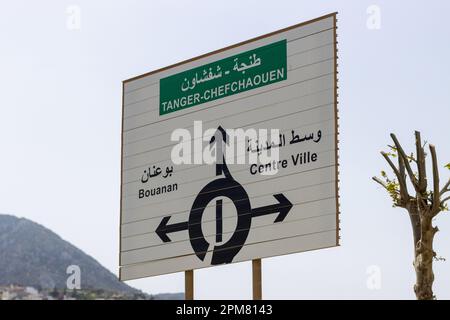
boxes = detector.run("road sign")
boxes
[119,13,340,281]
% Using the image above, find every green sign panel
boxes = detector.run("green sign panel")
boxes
[159,40,287,115]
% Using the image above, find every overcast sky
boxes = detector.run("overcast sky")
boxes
[1,0,450,299]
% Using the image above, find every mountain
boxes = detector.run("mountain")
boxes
[0,214,138,295]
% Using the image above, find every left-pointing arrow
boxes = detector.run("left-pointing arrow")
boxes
[156,216,189,243]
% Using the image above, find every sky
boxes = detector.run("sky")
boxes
[1,0,450,299]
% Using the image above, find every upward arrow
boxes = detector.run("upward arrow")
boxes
[209,126,231,177]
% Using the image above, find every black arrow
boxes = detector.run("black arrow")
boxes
[209,126,230,177]
[156,193,292,243]
[209,125,229,144]
[156,216,189,242]
[251,194,293,223]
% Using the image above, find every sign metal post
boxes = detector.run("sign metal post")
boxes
[252,259,262,300]
[185,270,194,300]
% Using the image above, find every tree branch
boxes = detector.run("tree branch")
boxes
[440,178,450,196]
[381,151,401,179]
[372,176,388,189]
[391,133,419,190]
[415,131,427,193]
[380,151,410,206]
[442,196,450,204]
[430,144,440,212]
[398,152,409,202]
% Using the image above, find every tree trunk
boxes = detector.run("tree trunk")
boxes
[407,203,420,250]
[413,215,436,300]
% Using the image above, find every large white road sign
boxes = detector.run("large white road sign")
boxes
[120,13,340,280]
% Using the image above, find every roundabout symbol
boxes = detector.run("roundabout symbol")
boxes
[156,126,293,265]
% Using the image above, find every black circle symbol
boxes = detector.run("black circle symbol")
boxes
[155,126,293,266]
[189,176,251,265]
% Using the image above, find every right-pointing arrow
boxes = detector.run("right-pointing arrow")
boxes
[251,193,293,223]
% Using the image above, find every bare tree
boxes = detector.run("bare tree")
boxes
[373,131,450,300]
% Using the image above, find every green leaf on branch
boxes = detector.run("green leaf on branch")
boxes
[407,152,416,163]
[385,179,400,204]
[388,145,397,152]
[386,152,397,158]
[445,163,450,170]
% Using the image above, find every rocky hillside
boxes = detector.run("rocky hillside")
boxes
[0,214,138,295]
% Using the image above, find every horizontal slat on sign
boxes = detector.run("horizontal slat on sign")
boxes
[121,142,336,208]
[122,135,335,208]
[288,44,335,73]
[123,87,334,161]
[121,182,336,248]
[122,104,334,172]
[122,34,335,113]
[122,158,336,218]
[124,52,333,131]
[121,206,336,261]
[120,212,336,265]
[288,30,334,57]
[121,180,336,239]
[123,16,334,93]
[123,116,334,190]
[121,164,336,224]
[123,90,334,161]
[119,230,337,279]
[122,123,334,204]
[123,73,334,151]
[123,125,335,193]
[124,75,334,146]
[123,59,334,132]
